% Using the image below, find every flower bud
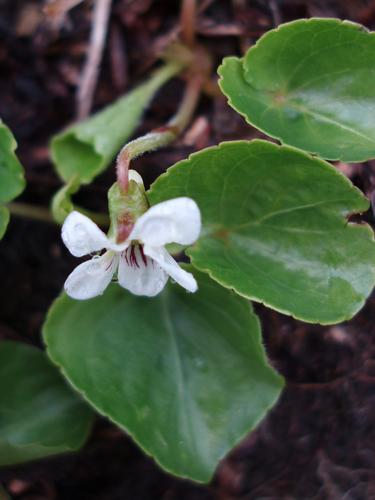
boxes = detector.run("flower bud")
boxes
[108,177,149,243]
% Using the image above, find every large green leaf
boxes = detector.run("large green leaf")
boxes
[148,140,375,324]
[51,63,181,184]
[0,121,25,238]
[0,341,93,466]
[218,18,375,162]
[43,270,283,483]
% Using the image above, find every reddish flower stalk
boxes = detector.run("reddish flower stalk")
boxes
[116,74,203,192]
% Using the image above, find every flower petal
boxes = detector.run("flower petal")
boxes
[62,211,111,257]
[128,169,144,186]
[130,197,201,247]
[118,246,168,297]
[144,246,198,293]
[64,252,118,300]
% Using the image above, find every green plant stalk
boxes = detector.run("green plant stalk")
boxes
[7,202,55,223]
[8,202,109,227]
[116,74,202,191]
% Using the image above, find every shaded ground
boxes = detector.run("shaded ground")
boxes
[2,0,375,498]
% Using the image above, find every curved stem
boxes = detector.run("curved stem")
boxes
[116,74,202,191]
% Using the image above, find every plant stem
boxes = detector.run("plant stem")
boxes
[115,5,209,191]
[147,60,186,89]
[7,202,55,223]
[116,74,202,191]
[8,202,109,227]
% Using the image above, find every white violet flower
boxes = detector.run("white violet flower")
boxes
[61,180,201,300]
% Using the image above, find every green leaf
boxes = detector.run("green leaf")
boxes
[0,341,94,466]
[51,63,181,184]
[0,121,25,238]
[51,175,109,225]
[0,207,10,240]
[0,123,24,203]
[51,175,80,224]
[148,140,375,324]
[43,270,283,483]
[218,18,375,162]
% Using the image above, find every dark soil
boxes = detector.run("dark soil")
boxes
[2,1,375,498]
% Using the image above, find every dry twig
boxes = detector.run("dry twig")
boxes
[180,0,197,48]
[76,0,113,120]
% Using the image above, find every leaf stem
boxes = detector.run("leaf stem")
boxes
[8,202,109,227]
[146,60,186,89]
[116,74,203,191]
[7,202,55,223]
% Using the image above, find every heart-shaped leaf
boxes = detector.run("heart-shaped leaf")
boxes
[0,341,93,466]
[148,140,375,324]
[43,270,283,483]
[0,121,25,238]
[51,63,180,185]
[219,18,375,162]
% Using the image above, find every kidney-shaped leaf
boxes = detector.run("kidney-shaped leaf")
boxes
[0,341,93,466]
[219,18,375,162]
[43,270,283,483]
[148,140,375,324]
[0,121,25,238]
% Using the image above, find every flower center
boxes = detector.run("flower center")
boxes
[123,245,147,268]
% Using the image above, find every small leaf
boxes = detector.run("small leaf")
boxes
[43,270,283,483]
[51,175,80,224]
[51,63,180,184]
[0,121,25,238]
[148,140,375,324]
[0,341,94,466]
[218,18,375,162]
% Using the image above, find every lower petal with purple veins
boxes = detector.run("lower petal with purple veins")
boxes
[118,245,168,297]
